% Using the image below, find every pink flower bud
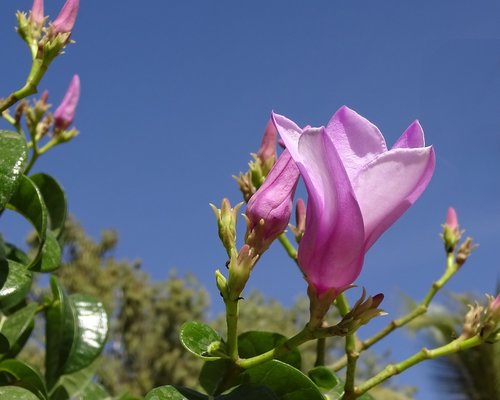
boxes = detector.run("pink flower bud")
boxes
[245,150,299,254]
[52,0,79,34]
[489,294,500,322]
[257,118,277,166]
[54,74,80,132]
[445,207,458,230]
[30,0,44,25]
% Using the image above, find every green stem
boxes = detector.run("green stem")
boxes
[354,335,482,397]
[0,58,48,114]
[330,254,458,372]
[336,293,359,398]
[314,338,326,367]
[225,298,240,361]
[278,233,298,263]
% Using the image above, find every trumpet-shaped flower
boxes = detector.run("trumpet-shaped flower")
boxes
[54,74,80,132]
[274,106,435,296]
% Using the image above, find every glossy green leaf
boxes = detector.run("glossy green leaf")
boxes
[219,385,278,400]
[243,360,325,400]
[0,130,28,210]
[6,175,47,270]
[51,361,98,400]
[0,333,9,354]
[180,321,223,360]
[4,242,30,265]
[30,173,67,238]
[45,276,75,390]
[199,359,232,395]
[0,259,33,310]
[358,393,375,400]
[239,331,301,369]
[0,302,37,358]
[307,366,339,391]
[0,386,41,400]
[32,230,62,272]
[145,385,207,400]
[62,293,108,374]
[0,359,48,399]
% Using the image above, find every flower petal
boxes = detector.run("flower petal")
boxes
[325,106,387,182]
[392,120,425,149]
[294,128,365,293]
[353,147,436,251]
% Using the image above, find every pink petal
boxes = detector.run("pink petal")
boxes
[353,146,436,251]
[294,128,365,293]
[325,106,387,182]
[392,120,425,149]
[52,0,79,33]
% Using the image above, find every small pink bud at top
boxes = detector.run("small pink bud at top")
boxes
[30,0,44,25]
[489,294,500,322]
[295,198,306,234]
[40,90,49,103]
[52,0,79,34]
[54,74,80,131]
[257,118,277,166]
[445,207,458,230]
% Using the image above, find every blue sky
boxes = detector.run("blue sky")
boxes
[1,1,500,398]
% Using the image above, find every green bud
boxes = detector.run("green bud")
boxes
[210,199,242,257]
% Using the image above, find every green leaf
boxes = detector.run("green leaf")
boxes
[51,362,99,400]
[30,173,67,238]
[34,230,62,272]
[199,359,232,395]
[145,385,207,400]
[0,259,33,310]
[307,366,339,391]
[180,321,223,360]
[61,294,108,374]
[238,331,301,369]
[0,130,28,210]
[219,385,278,400]
[6,175,47,270]
[0,386,41,400]
[0,302,37,358]
[243,360,325,400]
[358,393,375,400]
[0,333,9,354]
[0,359,48,399]
[45,276,75,389]
[3,242,30,265]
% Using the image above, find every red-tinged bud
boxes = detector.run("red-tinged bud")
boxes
[290,198,306,243]
[53,74,80,132]
[30,0,44,25]
[455,237,477,268]
[257,118,277,173]
[52,0,79,34]
[442,207,461,253]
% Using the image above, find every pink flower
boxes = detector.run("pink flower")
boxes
[54,74,80,131]
[52,0,79,34]
[274,106,435,296]
[31,0,44,25]
[245,149,300,254]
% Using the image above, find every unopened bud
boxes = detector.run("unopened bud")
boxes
[256,118,277,176]
[215,269,229,299]
[455,237,477,267]
[290,198,306,243]
[460,303,483,339]
[30,0,44,25]
[234,171,256,202]
[442,207,461,253]
[210,199,242,257]
[482,293,500,340]
[53,74,80,133]
[227,245,258,300]
[336,289,386,334]
[52,0,79,34]
[14,101,28,125]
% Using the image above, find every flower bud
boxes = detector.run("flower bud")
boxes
[256,118,277,175]
[460,303,483,339]
[336,289,386,334]
[482,293,500,340]
[30,0,44,25]
[290,198,306,243]
[489,294,500,322]
[210,199,242,257]
[227,245,258,300]
[53,74,80,133]
[442,207,461,253]
[52,0,79,34]
[215,269,229,300]
[245,150,299,255]
[455,237,477,268]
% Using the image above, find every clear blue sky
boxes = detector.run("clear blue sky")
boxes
[2,1,500,398]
